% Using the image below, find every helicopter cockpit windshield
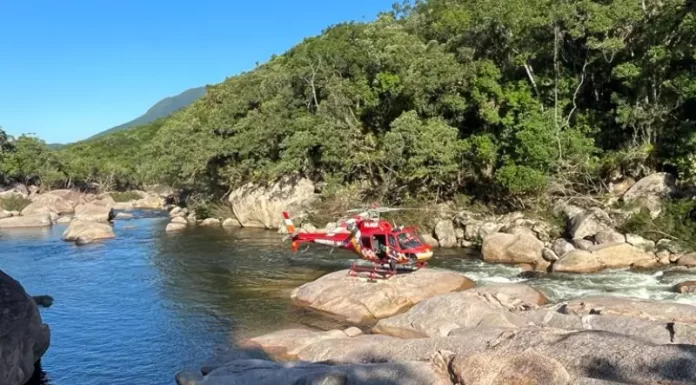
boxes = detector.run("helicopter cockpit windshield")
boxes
[397,232,424,249]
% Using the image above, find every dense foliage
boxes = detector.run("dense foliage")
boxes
[2,0,695,210]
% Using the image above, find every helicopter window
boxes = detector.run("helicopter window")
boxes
[397,232,423,249]
[388,235,398,249]
[360,236,371,248]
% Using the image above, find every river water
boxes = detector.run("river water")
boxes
[2,209,696,385]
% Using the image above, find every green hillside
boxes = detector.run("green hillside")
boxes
[2,0,695,209]
[86,86,207,141]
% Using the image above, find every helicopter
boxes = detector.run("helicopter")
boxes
[281,205,434,279]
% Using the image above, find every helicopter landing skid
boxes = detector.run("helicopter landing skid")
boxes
[348,261,427,282]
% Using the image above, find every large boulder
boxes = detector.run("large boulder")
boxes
[228,177,317,229]
[0,214,52,229]
[0,270,51,385]
[21,194,74,216]
[132,194,164,209]
[567,207,614,240]
[434,220,457,248]
[481,233,547,271]
[74,203,114,222]
[290,268,474,324]
[372,290,528,338]
[62,219,115,243]
[44,189,86,207]
[553,243,655,273]
[622,172,676,218]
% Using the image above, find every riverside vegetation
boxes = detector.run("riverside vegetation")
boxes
[2,0,696,384]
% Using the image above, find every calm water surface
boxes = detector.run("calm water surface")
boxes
[2,209,696,385]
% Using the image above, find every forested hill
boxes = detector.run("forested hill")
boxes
[86,86,207,141]
[1,0,695,210]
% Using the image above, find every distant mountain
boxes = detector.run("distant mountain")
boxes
[85,86,207,141]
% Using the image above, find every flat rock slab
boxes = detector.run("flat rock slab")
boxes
[560,296,696,324]
[62,219,115,243]
[0,214,52,228]
[239,328,360,360]
[296,327,696,385]
[290,268,474,324]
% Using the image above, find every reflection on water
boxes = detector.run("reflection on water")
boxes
[1,209,696,385]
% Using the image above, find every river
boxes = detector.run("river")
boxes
[2,209,696,385]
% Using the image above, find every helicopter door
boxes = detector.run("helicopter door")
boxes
[360,236,372,249]
[388,235,399,251]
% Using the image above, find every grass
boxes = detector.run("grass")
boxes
[0,195,32,212]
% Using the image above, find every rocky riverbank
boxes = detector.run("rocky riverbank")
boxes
[0,186,170,244]
[0,270,51,385]
[177,267,696,385]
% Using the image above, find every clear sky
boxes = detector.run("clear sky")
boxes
[0,0,395,144]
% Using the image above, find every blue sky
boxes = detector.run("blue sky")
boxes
[0,0,395,144]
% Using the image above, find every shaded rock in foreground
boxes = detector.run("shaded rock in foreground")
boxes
[560,296,696,324]
[452,351,570,385]
[62,219,115,243]
[177,359,451,385]
[0,270,51,385]
[297,327,696,384]
[290,268,474,324]
[0,214,52,228]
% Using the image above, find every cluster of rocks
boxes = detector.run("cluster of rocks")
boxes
[0,269,51,385]
[0,187,168,244]
[418,172,694,274]
[164,206,241,232]
[178,267,696,385]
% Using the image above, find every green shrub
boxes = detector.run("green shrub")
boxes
[618,199,696,251]
[110,191,143,202]
[0,195,32,212]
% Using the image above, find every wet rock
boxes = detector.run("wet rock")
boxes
[171,216,188,225]
[674,281,696,294]
[553,250,602,273]
[632,257,659,270]
[74,203,114,222]
[481,233,546,271]
[200,218,221,227]
[32,295,54,308]
[180,359,451,385]
[434,220,457,248]
[0,214,52,228]
[658,252,672,265]
[239,328,354,360]
[115,212,134,219]
[451,351,570,385]
[561,296,696,324]
[63,219,115,243]
[0,270,51,385]
[372,290,527,338]
[552,238,575,257]
[290,268,474,324]
[228,176,317,229]
[625,233,656,252]
[460,239,474,248]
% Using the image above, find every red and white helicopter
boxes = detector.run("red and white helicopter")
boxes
[281,205,434,279]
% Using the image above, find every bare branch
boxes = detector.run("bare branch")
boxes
[565,55,590,128]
